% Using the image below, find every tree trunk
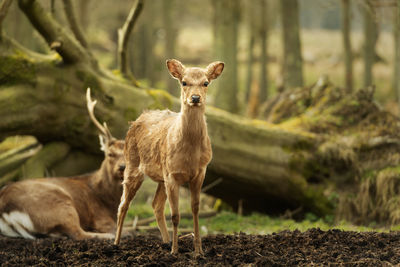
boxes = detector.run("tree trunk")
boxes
[395,0,400,114]
[280,0,303,89]
[78,0,90,31]
[0,0,12,39]
[258,0,268,104]
[131,24,145,79]
[163,0,178,96]
[0,36,332,216]
[143,1,156,87]
[341,0,353,93]
[245,2,256,102]
[213,0,239,113]
[362,1,377,87]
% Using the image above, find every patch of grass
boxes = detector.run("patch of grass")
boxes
[127,203,154,220]
[124,178,393,236]
[181,211,391,235]
[125,179,392,235]
[126,200,395,235]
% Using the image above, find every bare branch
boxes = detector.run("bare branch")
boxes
[118,0,144,79]
[370,0,396,7]
[18,0,95,66]
[78,0,91,30]
[62,0,89,49]
[50,0,55,15]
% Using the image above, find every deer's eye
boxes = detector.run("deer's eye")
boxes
[203,81,209,87]
[108,153,116,157]
[182,81,187,86]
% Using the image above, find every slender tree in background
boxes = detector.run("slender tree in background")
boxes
[245,2,256,102]
[341,0,353,92]
[50,0,55,15]
[131,24,145,78]
[163,0,178,96]
[258,0,268,104]
[280,0,303,89]
[0,0,12,39]
[143,1,156,87]
[394,0,400,112]
[362,0,377,87]
[213,0,239,113]
[78,0,91,31]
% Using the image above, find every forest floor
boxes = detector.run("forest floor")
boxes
[0,229,399,266]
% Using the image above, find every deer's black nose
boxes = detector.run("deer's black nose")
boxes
[119,164,126,172]
[191,95,200,103]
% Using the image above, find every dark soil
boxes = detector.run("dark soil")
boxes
[0,228,399,266]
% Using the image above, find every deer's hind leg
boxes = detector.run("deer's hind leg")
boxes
[43,202,114,240]
[152,182,169,243]
[114,165,144,244]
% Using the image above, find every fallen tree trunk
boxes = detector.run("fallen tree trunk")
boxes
[0,136,41,177]
[0,36,332,216]
[259,76,400,226]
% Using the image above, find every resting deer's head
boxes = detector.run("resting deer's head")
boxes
[166,59,224,107]
[86,88,125,181]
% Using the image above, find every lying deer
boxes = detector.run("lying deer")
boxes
[114,59,224,256]
[0,88,125,239]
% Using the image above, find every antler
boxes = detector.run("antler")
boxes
[86,88,114,142]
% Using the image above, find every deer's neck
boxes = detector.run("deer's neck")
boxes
[179,104,207,142]
[89,162,122,215]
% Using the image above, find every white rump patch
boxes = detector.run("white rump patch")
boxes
[0,211,35,239]
[0,217,18,237]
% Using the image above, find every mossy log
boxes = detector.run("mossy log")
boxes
[0,141,71,185]
[0,135,41,177]
[0,36,332,216]
[18,142,70,179]
[261,76,400,225]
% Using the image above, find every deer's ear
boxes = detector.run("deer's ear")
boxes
[206,61,224,81]
[99,135,108,152]
[166,59,185,80]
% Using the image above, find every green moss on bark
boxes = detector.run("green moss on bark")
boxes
[0,56,36,86]
[76,70,102,92]
[146,89,173,110]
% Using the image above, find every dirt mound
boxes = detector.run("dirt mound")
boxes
[0,228,399,266]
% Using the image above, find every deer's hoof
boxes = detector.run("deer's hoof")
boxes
[194,249,204,258]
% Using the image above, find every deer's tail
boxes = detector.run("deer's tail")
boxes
[0,210,36,239]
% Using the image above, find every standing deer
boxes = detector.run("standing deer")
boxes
[0,88,125,239]
[114,59,224,256]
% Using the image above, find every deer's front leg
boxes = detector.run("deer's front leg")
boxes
[190,171,205,256]
[166,178,180,254]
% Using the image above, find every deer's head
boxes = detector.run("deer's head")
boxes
[86,88,125,182]
[166,59,224,107]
